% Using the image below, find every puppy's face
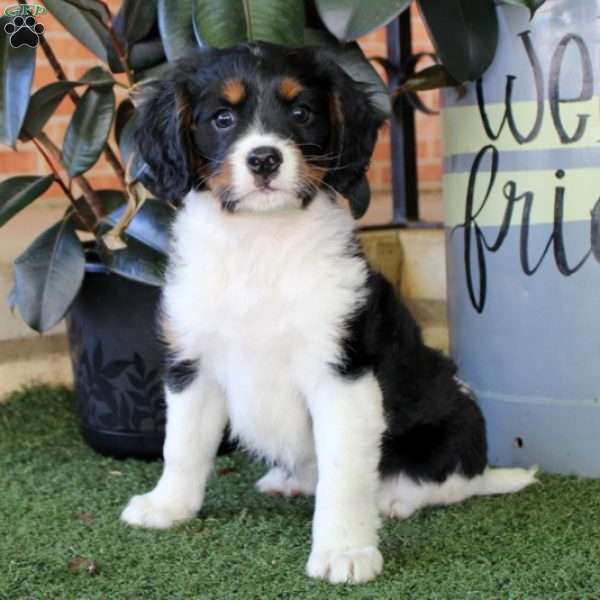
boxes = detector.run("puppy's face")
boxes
[192,59,332,212]
[135,44,384,213]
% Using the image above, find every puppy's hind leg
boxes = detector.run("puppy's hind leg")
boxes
[121,361,228,529]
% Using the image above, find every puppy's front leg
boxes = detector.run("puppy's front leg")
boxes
[305,372,386,584]
[121,366,227,529]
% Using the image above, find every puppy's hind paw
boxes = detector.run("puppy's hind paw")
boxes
[120,492,197,529]
[306,546,383,584]
[255,466,316,497]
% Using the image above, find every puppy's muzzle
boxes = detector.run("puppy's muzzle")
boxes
[246,146,283,184]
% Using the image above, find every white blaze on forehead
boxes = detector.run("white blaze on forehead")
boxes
[229,129,302,212]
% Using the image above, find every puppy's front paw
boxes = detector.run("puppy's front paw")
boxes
[306,546,383,584]
[120,492,197,529]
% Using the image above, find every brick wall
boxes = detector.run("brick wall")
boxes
[0,1,442,223]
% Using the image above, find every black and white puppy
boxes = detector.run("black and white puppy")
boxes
[121,43,537,584]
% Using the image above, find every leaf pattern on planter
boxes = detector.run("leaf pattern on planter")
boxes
[71,339,166,435]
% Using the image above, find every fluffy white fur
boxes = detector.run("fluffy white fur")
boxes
[123,172,385,581]
[122,131,538,584]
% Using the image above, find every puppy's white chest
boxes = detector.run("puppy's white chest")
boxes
[162,192,367,462]
[167,193,364,354]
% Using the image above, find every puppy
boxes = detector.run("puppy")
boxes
[121,43,537,584]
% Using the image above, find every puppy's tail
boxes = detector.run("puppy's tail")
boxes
[473,466,539,496]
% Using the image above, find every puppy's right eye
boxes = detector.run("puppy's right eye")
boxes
[213,109,235,130]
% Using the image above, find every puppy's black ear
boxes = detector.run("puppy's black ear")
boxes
[322,60,387,218]
[134,79,194,204]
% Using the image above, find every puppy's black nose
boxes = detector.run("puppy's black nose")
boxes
[247,146,283,176]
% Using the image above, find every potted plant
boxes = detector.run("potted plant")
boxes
[0,0,535,458]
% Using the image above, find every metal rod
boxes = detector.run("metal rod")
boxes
[386,11,419,223]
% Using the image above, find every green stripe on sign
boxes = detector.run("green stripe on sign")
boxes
[442,98,600,157]
[443,168,600,228]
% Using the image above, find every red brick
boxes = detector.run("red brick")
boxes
[46,37,97,63]
[0,151,40,173]
[372,140,390,162]
[418,163,442,183]
[381,166,392,185]
[33,63,62,88]
[84,174,123,190]
[45,181,66,199]
[366,164,380,185]
[44,120,69,143]
[417,141,430,162]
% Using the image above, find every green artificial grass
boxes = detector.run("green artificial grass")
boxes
[1,387,600,600]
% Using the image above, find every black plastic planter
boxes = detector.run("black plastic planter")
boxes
[67,262,235,460]
[66,263,167,459]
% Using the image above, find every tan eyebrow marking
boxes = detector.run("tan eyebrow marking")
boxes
[222,79,246,104]
[279,77,304,101]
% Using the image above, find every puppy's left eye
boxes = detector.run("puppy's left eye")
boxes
[213,109,236,130]
[291,106,312,124]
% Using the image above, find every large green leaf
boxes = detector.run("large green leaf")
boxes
[0,175,55,228]
[82,189,127,217]
[63,0,110,22]
[157,0,196,61]
[315,0,410,41]
[21,81,80,141]
[134,60,170,83]
[68,189,126,230]
[498,0,545,19]
[193,0,305,47]
[19,69,114,140]
[102,198,174,255]
[114,107,148,183]
[305,30,390,116]
[416,0,498,82]
[329,43,390,116]
[114,0,157,44]
[129,38,165,71]
[44,0,109,62]
[98,237,167,286]
[0,16,36,147]
[115,99,135,147]
[78,65,114,86]
[63,86,115,178]
[117,112,137,168]
[397,64,458,93]
[13,217,85,332]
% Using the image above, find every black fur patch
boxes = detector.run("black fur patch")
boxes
[165,358,200,393]
[334,270,488,483]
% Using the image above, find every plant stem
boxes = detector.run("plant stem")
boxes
[20,0,127,188]
[35,132,103,224]
[94,0,136,87]
[31,137,97,233]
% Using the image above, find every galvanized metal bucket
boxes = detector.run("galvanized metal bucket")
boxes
[442,0,600,477]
